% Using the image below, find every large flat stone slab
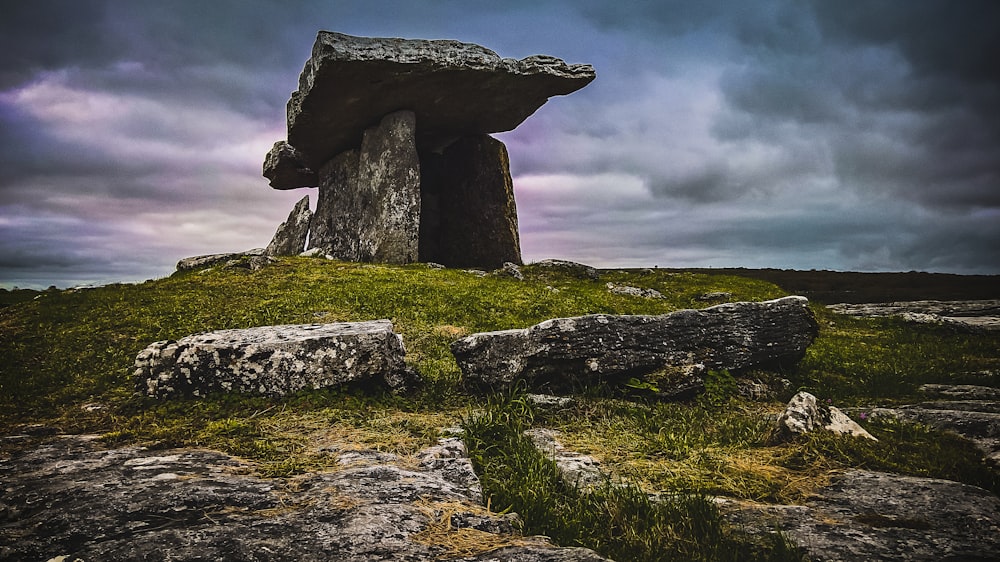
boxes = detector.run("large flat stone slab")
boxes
[452,296,818,390]
[724,470,1000,561]
[282,31,596,172]
[0,434,611,561]
[134,320,413,398]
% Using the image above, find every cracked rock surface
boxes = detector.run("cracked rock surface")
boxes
[0,434,610,561]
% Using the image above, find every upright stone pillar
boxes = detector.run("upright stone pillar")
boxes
[309,149,361,260]
[419,135,521,269]
[356,110,421,263]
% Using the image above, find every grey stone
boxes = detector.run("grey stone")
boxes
[774,391,877,441]
[134,320,413,398]
[264,195,312,256]
[418,134,522,269]
[452,296,818,390]
[919,383,1000,400]
[724,470,1000,561]
[606,282,664,299]
[489,262,524,281]
[827,299,1000,332]
[865,403,1000,463]
[696,291,732,302]
[0,435,611,562]
[263,140,318,189]
[175,248,264,271]
[525,428,605,490]
[222,254,277,271]
[283,31,595,169]
[355,110,421,263]
[527,259,600,280]
[308,148,362,259]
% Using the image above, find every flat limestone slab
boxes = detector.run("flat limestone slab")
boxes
[452,296,818,389]
[284,31,596,169]
[134,320,411,398]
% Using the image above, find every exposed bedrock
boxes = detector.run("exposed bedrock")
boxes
[452,296,818,390]
[134,320,414,398]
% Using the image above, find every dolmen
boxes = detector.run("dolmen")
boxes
[263,31,595,269]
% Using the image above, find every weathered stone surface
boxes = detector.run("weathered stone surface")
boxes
[452,296,818,390]
[866,400,1000,463]
[134,320,413,398]
[526,259,600,280]
[606,282,664,299]
[355,110,421,263]
[724,470,1000,561]
[0,434,611,561]
[284,31,595,169]
[526,428,605,490]
[264,195,312,256]
[308,148,362,259]
[827,299,1000,332]
[774,391,877,441]
[263,140,318,189]
[920,382,1000,401]
[418,134,521,268]
[175,248,263,271]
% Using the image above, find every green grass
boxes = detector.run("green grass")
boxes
[462,390,805,562]
[1,257,998,560]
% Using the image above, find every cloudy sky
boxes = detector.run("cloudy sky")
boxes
[2,1,998,288]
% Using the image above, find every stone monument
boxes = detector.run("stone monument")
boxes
[263,31,595,268]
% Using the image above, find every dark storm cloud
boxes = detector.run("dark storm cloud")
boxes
[1,1,998,287]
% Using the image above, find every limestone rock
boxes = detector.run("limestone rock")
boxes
[418,134,522,268]
[827,299,1000,332]
[452,296,818,390]
[308,148,362,259]
[355,110,421,263]
[774,391,877,441]
[724,470,1000,561]
[527,259,600,280]
[175,248,263,271]
[606,282,664,299]
[525,428,605,490]
[264,195,312,256]
[134,320,413,398]
[263,140,318,189]
[284,31,596,169]
[0,435,612,561]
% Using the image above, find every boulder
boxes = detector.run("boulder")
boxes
[263,195,312,256]
[418,134,522,268]
[175,248,264,271]
[0,434,612,561]
[773,391,877,441]
[606,282,664,299]
[452,296,818,390]
[284,31,596,169]
[526,259,600,280]
[263,140,318,189]
[134,320,414,398]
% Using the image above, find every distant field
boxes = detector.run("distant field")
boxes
[663,269,1000,304]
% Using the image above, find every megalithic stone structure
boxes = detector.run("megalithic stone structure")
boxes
[264,31,595,269]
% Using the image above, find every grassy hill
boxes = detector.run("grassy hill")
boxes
[2,258,998,561]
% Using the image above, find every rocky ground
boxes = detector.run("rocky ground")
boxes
[0,432,608,561]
